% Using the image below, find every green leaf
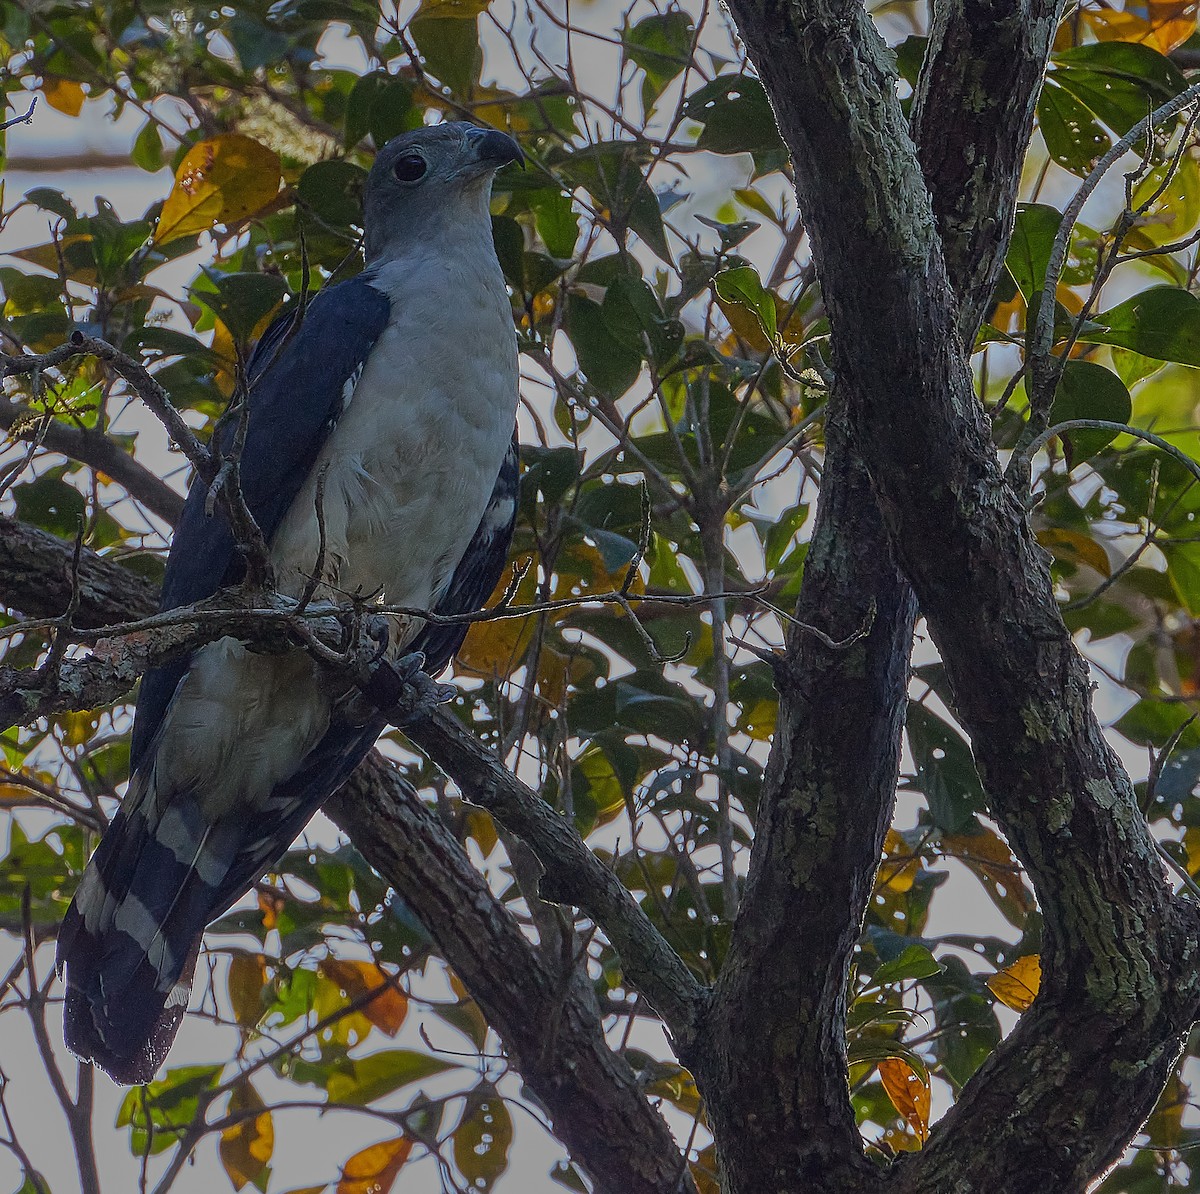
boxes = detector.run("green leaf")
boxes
[410,15,482,96]
[1081,287,1200,366]
[192,270,287,347]
[24,187,76,220]
[555,143,670,260]
[225,13,290,72]
[297,160,365,227]
[871,943,944,986]
[453,1084,513,1192]
[1048,359,1133,464]
[324,1049,458,1106]
[1037,81,1109,174]
[1165,541,1200,616]
[564,293,642,396]
[344,71,417,147]
[683,76,785,158]
[116,1064,223,1156]
[131,119,165,171]
[905,704,984,834]
[12,474,86,538]
[1006,203,1062,303]
[529,187,579,259]
[714,265,777,342]
[624,12,694,110]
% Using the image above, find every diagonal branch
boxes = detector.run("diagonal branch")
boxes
[0,400,185,525]
[327,758,697,1194]
[398,705,706,1046]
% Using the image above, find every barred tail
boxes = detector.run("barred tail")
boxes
[56,786,239,1085]
[57,719,380,1085]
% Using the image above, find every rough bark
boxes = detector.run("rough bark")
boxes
[692,412,915,1194]
[328,760,695,1194]
[688,4,1073,1190]
[0,402,185,525]
[0,516,158,627]
[725,1,1200,1190]
[911,2,1064,341]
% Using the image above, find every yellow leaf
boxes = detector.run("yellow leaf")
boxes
[735,696,777,741]
[987,954,1042,1012]
[1145,1072,1189,1148]
[337,1137,414,1194]
[1035,527,1112,577]
[464,808,498,858]
[219,1081,273,1191]
[59,711,98,748]
[716,295,771,352]
[226,952,267,1028]
[878,1057,930,1144]
[318,959,408,1036]
[457,559,538,678]
[42,78,85,116]
[876,829,919,894]
[1084,2,1196,52]
[155,134,282,246]
[941,828,1035,925]
[689,1144,722,1194]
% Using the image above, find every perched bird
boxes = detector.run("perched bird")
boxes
[57,123,523,1084]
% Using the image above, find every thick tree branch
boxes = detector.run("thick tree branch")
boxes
[0,401,185,525]
[692,5,1068,1190]
[399,706,706,1047]
[911,0,1066,340]
[695,409,914,1194]
[0,517,158,628]
[727,1,1200,1189]
[327,759,697,1194]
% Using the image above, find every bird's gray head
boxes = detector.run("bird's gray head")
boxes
[363,122,523,262]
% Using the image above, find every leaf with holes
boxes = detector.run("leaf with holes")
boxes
[454,1084,513,1192]
[155,134,282,245]
[987,954,1042,1012]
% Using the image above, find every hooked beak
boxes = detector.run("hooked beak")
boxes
[466,125,525,170]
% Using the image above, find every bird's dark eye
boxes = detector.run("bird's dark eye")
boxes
[393,153,427,183]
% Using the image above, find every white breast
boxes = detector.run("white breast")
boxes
[269,238,518,646]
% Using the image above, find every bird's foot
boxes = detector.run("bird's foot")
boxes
[360,650,456,726]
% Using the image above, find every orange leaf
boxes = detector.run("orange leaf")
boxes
[155,134,282,245]
[258,890,284,931]
[987,954,1042,1012]
[219,1081,274,1191]
[1035,527,1111,577]
[319,959,408,1036]
[42,78,85,116]
[878,1057,930,1144]
[337,1137,414,1194]
[689,1144,722,1194]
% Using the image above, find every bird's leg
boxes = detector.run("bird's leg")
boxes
[349,617,455,725]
